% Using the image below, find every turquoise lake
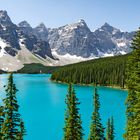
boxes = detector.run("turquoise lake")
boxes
[0,74,127,140]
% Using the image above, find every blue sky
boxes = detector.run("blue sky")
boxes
[0,0,140,31]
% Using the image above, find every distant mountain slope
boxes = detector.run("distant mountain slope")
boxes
[0,10,54,71]
[18,19,135,59]
[17,63,60,74]
[33,20,135,58]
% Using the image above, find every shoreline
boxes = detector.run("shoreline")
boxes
[50,79,128,91]
[0,73,128,91]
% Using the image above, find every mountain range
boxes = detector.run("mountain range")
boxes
[0,10,135,71]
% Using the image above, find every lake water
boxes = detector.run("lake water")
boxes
[0,74,127,140]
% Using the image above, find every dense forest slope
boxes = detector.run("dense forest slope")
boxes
[51,54,129,88]
[0,70,6,74]
[17,63,59,74]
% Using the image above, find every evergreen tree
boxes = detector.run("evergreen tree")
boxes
[0,106,4,138]
[1,73,25,140]
[110,117,115,140]
[106,117,115,140]
[88,87,104,140]
[17,119,26,140]
[63,84,84,140]
[106,118,111,140]
[124,28,140,139]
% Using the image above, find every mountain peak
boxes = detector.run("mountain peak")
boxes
[0,10,8,17]
[66,19,88,29]
[77,19,87,26]
[0,10,11,23]
[34,23,48,33]
[36,23,46,29]
[100,22,120,34]
[18,21,31,28]
[102,22,112,28]
[78,19,85,23]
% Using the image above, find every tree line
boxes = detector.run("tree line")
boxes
[124,27,140,139]
[51,54,129,88]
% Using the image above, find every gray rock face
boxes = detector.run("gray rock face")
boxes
[18,21,33,35]
[0,10,20,56]
[0,11,54,59]
[33,20,135,58]
[21,33,53,59]
[0,10,136,63]
[33,23,49,41]
[47,19,99,57]
[93,23,135,55]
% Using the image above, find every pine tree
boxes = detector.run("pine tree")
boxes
[17,119,26,140]
[63,84,84,140]
[1,73,25,140]
[106,118,111,140]
[124,28,140,140]
[88,87,104,140]
[110,117,115,140]
[106,117,115,140]
[0,106,4,138]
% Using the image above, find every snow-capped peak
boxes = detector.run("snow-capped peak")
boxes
[62,19,89,32]
[76,19,87,27]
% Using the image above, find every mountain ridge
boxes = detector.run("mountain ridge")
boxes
[0,10,54,71]
[0,10,136,71]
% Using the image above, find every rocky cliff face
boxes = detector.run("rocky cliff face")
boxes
[33,20,135,58]
[0,10,54,71]
[47,19,98,57]
[93,23,135,56]
[0,10,20,56]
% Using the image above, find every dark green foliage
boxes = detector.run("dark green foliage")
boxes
[17,119,26,140]
[63,84,84,140]
[106,117,115,140]
[0,106,4,138]
[124,28,140,139]
[51,54,129,88]
[88,87,104,140]
[1,73,25,140]
[17,63,60,74]
[106,118,111,140]
[0,70,6,74]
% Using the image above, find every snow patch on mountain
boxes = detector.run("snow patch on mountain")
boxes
[117,42,126,47]
[51,49,88,65]
[96,49,114,57]
[119,51,127,55]
[0,38,7,57]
